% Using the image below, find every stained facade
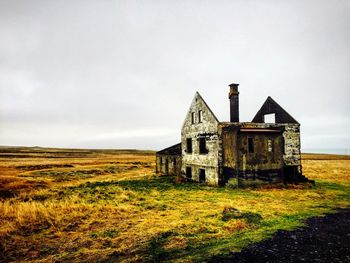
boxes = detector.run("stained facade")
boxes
[156,83,310,186]
[156,143,181,176]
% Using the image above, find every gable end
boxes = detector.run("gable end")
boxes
[252,96,299,124]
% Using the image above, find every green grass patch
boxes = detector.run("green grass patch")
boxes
[222,207,263,224]
[20,165,139,182]
[4,166,349,262]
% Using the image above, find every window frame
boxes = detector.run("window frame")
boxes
[191,112,196,124]
[267,137,273,152]
[198,110,203,123]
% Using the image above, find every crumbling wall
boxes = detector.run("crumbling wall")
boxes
[156,154,181,176]
[178,91,303,186]
[181,92,220,185]
[252,96,299,124]
[237,133,284,170]
[238,122,301,167]
[282,124,301,166]
[219,124,239,169]
[218,122,303,185]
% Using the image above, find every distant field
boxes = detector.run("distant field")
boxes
[0,147,349,262]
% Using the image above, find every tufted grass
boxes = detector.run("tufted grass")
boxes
[0,148,349,262]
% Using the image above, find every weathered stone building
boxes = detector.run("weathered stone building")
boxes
[156,143,181,176]
[156,83,310,186]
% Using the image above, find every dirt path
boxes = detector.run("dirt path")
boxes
[211,208,350,263]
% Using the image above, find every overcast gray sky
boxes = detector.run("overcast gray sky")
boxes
[0,0,349,152]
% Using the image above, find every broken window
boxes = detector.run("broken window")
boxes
[268,138,273,152]
[173,158,176,166]
[198,110,203,123]
[160,157,163,164]
[248,137,254,153]
[264,113,276,123]
[199,137,208,154]
[191,112,195,124]
[186,138,193,153]
[186,167,192,179]
[199,169,206,183]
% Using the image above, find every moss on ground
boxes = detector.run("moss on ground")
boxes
[0,150,349,262]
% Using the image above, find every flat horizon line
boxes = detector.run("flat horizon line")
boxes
[0,145,348,155]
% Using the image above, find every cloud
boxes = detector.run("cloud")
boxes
[0,0,349,151]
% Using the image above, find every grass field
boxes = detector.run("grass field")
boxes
[0,147,349,262]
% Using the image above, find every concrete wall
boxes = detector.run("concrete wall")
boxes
[237,133,284,171]
[237,122,301,168]
[181,92,220,185]
[282,124,301,166]
[218,122,302,185]
[156,154,181,176]
[178,92,302,186]
[220,125,239,169]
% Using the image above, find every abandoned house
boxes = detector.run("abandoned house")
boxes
[156,83,310,186]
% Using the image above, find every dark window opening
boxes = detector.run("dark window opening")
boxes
[191,112,195,124]
[173,158,176,166]
[248,137,254,153]
[186,167,192,179]
[198,110,203,123]
[186,138,193,153]
[199,169,206,182]
[282,137,286,154]
[160,157,163,164]
[199,137,208,154]
[165,159,169,173]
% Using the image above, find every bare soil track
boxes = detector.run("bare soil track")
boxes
[211,208,350,263]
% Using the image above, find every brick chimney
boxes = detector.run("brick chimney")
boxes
[229,83,239,122]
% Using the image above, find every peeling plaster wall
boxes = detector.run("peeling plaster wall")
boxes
[156,154,181,176]
[217,122,302,185]
[220,122,302,168]
[282,124,301,166]
[177,91,302,187]
[237,132,284,171]
[240,122,301,167]
[181,93,220,185]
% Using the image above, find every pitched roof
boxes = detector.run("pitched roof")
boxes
[252,96,299,124]
[156,143,181,155]
[181,91,219,130]
[195,92,219,122]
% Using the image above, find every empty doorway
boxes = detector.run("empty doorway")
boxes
[199,169,206,183]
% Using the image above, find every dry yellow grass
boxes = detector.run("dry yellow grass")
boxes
[0,148,349,262]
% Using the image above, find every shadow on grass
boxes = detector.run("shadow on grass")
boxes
[70,175,212,193]
[315,181,350,204]
[315,181,350,193]
[145,231,183,262]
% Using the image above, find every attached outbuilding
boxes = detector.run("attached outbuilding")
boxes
[156,143,181,176]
